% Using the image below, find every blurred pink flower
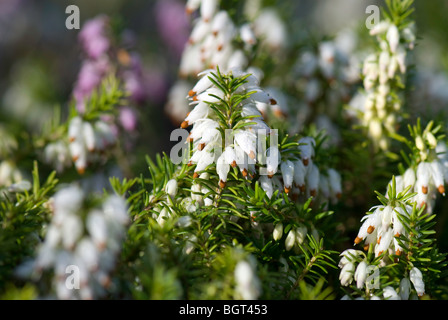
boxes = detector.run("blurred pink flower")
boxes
[154,0,190,59]
[78,15,110,60]
[73,58,110,113]
[119,107,138,132]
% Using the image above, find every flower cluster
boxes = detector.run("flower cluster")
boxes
[354,202,410,257]
[73,15,150,131]
[180,0,256,77]
[67,116,116,175]
[353,18,416,151]
[339,249,425,299]
[259,136,342,207]
[25,185,129,299]
[294,35,359,110]
[182,68,274,189]
[387,123,448,214]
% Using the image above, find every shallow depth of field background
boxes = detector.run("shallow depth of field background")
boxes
[1,0,448,251]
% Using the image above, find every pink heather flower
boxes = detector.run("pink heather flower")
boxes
[155,0,189,59]
[78,16,110,60]
[119,107,138,132]
[73,59,109,113]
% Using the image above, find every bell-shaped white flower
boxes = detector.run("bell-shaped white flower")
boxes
[383,286,400,300]
[165,179,178,198]
[281,160,294,193]
[399,277,411,300]
[266,146,281,178]
[216,153,230,188]
[354,261,368,289]
[410,267,425,297]
[387,25,400,53]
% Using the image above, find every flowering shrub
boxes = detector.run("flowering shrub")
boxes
[1,0,448,302]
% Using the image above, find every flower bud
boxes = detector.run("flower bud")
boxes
[165,179,178,198]
[273,223,283,241]
[415,135,425,151]
[285,229,296,251]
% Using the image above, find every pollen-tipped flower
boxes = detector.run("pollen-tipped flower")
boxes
[354,202,411,257]
[181,69,275,191]
[180,1,256,77]
[387,124,447,214]
[68,116,116,175]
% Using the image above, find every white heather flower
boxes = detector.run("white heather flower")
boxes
[200,0,218,22]
[234,130,257,161]
[430,160,445,194]
[298,137,315,166]
[293,160,306,192]
[82,121,96,152]
[68,116,83,142]
[416,162,432,194]
[273,223,283,241]
[280,160,294,193]
[184,102,210,126]
[193,145,216,174]
[369,21,390,36]
[61,213,83,250]
[186,0,201,15]
[355,209,381,245]
[165,80,192,125]
[319,175,330,199]
[259,175,274,199]
[234,259,261,300]
[295,225,307,245]
[29,186,129,299]
[410,267,425,297]
[157,207,171,227]
[285,229,296,251]
[87,209,108,249]
[399,277,411,300]
[43,141,72,173]
[252,8,287,51]
[340,262,355,287]
[240,23,256,46]
[387,25,400,53]
[383,286,400,300]
[165,179,178,198]
[76,237,99,271]
[190,19,210,44]
[354,261,368,289]
[216,153,230,188]
[380,205,393,231]
[266,146,281,178]
[191,183,203,204]
[327,168,342,201]
[227,50,248,70]
[306,163,320,197]
[403,167,416,190]
[375,228,393,257]
[339,249,363,268]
